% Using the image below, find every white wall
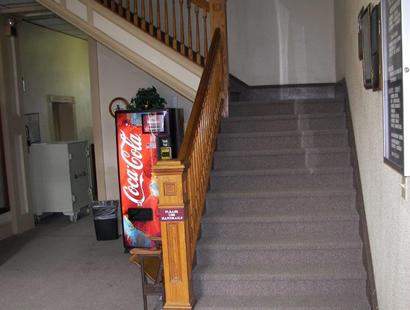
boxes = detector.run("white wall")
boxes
[19,22,93,143]
[228,0,336,86]
[96,43,193,200]
[335,1,410,309]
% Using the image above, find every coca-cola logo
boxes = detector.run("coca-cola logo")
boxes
[120,130,145,206]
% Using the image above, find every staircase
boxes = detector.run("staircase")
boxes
[193,83,371,309]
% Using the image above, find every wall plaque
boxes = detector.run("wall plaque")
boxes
[382,0,410,175]
[159,208,185,222]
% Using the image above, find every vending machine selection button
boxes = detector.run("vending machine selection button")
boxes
[160,147,172,160]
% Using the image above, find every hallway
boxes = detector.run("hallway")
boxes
[0,214,161,310]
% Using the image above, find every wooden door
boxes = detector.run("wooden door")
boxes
[52,102,77,141]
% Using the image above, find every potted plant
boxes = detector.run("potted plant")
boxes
[128,86,166,111]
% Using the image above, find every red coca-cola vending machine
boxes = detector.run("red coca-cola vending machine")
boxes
[115,109,184,250]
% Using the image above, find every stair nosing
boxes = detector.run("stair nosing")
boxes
[219,129,348,138]
[197,237,363,251]
[223,112,346,123]
[194,294,370,309]
[230,98,343,106]
[202,213,359,224]
[211,166,352,177]
[214,147,351,158]
[193,264,367,281]
[206,189,356,199]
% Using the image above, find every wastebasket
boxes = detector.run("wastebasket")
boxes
[91,200,119,241]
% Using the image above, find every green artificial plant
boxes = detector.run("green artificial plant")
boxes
[129,86,166,111]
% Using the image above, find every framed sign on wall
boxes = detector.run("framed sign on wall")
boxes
[360,5,373,89]
[382,0,410,175]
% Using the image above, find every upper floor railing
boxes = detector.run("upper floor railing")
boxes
[96,0,215,66]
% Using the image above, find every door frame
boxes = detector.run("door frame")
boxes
[0,16,34,236]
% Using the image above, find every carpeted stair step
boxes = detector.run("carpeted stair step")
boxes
[197,229,362,255]
[217,129,348,151]
[229,101,295,117]
[213,147,351,170]
[193,262,367,297]
[229,99,344,117]
[197,210,361,266]
[194,294,370,310]
[206,189,357,213]
[197,240,363,266]
[210,167,353,192]
[240,85,336,101]
[204,204,358,223]
[221,113,346,133]
[201,216,358,239]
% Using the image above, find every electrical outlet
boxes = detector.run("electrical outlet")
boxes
[401,176,408,200]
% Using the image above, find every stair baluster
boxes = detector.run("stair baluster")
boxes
[179,0,185,56]
[156,0,162,40]
[202,7,208,61]
[125,0,131,21]
[164,0,170,45]
[187,0,193,60]
[149,0,154,35]
[195,3,201,65]
[141,0,146,31]
[172,0,178,50]
[110,0,115,11]
[133,0,139,26]
[117,0,123,17]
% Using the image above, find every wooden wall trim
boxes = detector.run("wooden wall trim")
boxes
[88,38,106,200]
[339,79,379,310]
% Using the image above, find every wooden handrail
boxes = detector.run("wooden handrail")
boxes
[94,0,219,67]
[153,26,227,309]
[178,29,220,160]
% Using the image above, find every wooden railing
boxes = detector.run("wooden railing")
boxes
[96,0,213,66]
[153,25,227,309]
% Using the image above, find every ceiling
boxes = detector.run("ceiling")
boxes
[0,0,87,40]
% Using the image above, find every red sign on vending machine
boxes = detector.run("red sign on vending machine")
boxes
[116,112,162,249]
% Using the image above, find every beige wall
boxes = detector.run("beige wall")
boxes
[228,0,336,86]
[96,43,193,200]
[335,1,410,309]
[19,22,92,143]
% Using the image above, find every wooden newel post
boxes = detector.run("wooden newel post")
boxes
[153,160,195,310]
[209,0,229,116]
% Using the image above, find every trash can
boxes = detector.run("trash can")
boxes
[91,200,119,241]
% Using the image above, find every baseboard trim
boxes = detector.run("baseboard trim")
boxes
[229,74,249,89]
[339,79,379,310]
